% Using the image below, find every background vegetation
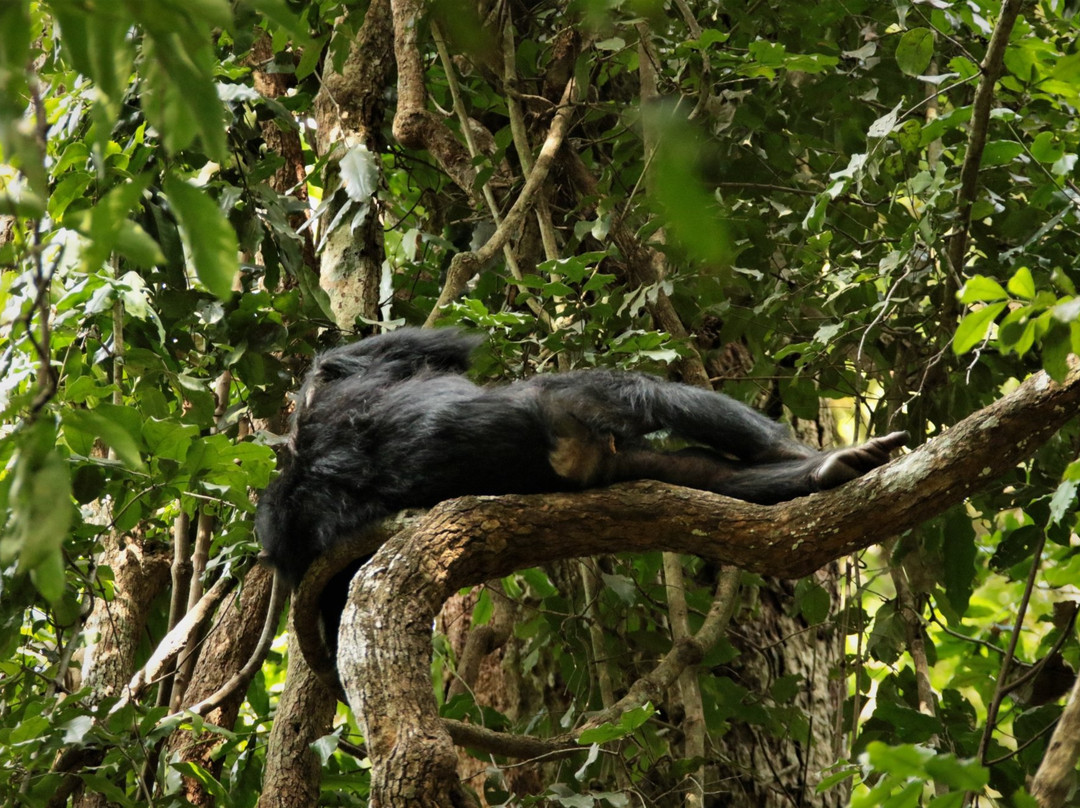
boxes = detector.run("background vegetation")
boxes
[1,0,1079,805]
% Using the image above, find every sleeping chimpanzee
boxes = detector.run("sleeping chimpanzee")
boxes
[256,328,907,643]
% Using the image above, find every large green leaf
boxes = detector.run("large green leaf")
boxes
[164,175,239,299]
[896,28,934,76]
[953,302,1006,353]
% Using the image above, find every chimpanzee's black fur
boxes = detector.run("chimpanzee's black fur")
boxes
[256,328,906,640]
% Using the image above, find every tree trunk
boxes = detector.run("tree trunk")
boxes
[76,537,171,808]
[166,565,275,806]
[257,625,338,808]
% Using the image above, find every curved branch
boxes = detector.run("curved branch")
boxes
[337,367,1080,806]
[422,79,577,326]
[166,571,287,721]
[116,570,237,711]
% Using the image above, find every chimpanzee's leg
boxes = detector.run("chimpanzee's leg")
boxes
[634,378,818,462]
[534,373,907,502]
[606,431,908,504]
[536,372,815,462]
[603,448,815,503]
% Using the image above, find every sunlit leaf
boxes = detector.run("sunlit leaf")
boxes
[1007,266,1036,300]
[952,302,1006,353]
[959,275,1009,303]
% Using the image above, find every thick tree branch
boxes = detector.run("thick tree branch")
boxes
[336,367,1080,806]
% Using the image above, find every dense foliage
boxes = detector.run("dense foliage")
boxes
[1,0,1079,805]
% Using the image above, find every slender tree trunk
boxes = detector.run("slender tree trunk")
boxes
[257,624,338,808]
[166,565,275,806]
[75,538,171,808]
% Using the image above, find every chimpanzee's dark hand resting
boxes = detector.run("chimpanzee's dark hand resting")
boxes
[256,328,907,643]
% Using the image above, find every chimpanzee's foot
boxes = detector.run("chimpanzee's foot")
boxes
[812,431,909,490]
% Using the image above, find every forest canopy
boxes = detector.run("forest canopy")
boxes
[1,0,1080,806]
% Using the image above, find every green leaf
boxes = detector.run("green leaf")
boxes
[960,275,1009,303]
[578,723,626,745]
[871,703,942,744]
[471,588,493,627]
[924,755,989,790]
[113,220,166,268]
[138,28,228,159]
[243,0,315,48]
[63,406,147,472]
[64,175,155,271]
[896,28,934,76]
[4,424,73,595]
[181,0,232,29]
[1030,131,1064,164]
[0,1,31,120]
[578,703,656,744]
[1043,320,1076,381]
[646,107,731,266]
[29,532,66,602]
[164,175,239,299]
[1049,479,1079,525]
[998,306,1037,356]
[143,419,197,462]
[9,715,50,745]
[1050,50,1080,83]
[816,765,859,793]
[981,140,1024,166]
[1006,266,1036,300]
[794,580,830,624]
[989,524,1040,571]
[942,509,976,614]
[516,568,558,598]
[51,6,133,106]
[311,733,340,765]
[952,302,1006,354]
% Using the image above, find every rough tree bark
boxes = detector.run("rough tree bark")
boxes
[256,618,338,808]
[311,0,393,326]
[1031,668,1080,808]
[73,539,171,808]
[166,565,275,807]
[333,367,1080,806]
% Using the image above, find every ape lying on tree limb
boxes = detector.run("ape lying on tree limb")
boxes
[256,328,907,642]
